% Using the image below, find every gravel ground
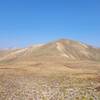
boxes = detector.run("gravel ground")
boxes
[0,73,100,100]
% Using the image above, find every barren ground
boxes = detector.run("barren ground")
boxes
[0,61,100,100]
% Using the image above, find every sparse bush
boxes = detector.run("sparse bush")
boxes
[89,97,94,100]
[82,96,87,100]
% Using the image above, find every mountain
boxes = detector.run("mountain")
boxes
[0,39,100,64]
[0,38,100,74]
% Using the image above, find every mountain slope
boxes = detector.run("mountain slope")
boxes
[0,39,100,64]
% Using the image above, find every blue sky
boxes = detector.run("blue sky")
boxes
[0,0,100,48]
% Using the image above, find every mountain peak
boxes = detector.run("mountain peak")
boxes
[56,38,71,42]
[55,38,81,46]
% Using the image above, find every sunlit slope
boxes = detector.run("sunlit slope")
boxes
[0,39,100,64]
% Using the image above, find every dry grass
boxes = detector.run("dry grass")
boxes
[0,61,100,100]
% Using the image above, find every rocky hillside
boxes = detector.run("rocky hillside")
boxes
[0,39,100,63]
